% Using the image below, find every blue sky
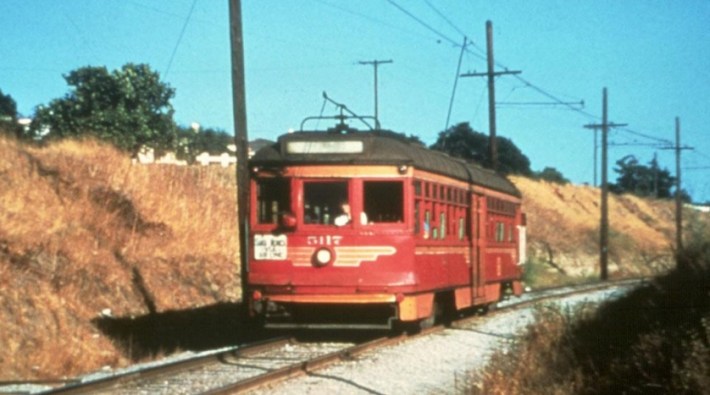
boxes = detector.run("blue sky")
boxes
[2,1,709,202]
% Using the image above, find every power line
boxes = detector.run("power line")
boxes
[164,0,197,78]
[689,148,710,161]
[383,0,685,159]
[385,0,459,47]
[617,127,672,145]
[125,0,191,20]
[312,0,433,42]
[389,0,592,120]
[424,0,468,38]
[496,101,584,108]
[608,142,666,147]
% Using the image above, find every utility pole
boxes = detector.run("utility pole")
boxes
[583,88,626,281]
[461,21,520,171]
[229,0,250,303]
[652,152,659,198]
[358,59,392,129]
[675,117,683,254]
[592,129,598,186]
[661,117,693,257]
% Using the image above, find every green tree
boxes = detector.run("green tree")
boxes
[611,155,678,199]
[534,167,569,184]
[0,88,19,136]
[31,64,176,153]
[430,122,532,175]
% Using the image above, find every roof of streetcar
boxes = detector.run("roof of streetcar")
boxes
[250,127,521,198]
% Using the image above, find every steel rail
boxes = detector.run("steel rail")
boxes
[454,277,647,328]
[46,337,293,394]
[204,327,445,394]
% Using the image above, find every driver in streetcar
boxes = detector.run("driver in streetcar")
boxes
[334,201,368,226]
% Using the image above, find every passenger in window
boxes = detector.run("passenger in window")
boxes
[304,204,317,224]
[334,201,368,226]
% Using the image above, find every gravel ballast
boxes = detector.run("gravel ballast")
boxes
[249,287,630,394]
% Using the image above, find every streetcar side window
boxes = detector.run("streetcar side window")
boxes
[424,210,431,238]
[414,201,421,234]
[303,181,348,225]
[364,181,403,223]
[495,222,506,242]
[257,178,290,224]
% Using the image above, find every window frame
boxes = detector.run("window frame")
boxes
[413,179,470,244]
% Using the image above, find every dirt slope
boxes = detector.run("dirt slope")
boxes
[511,175,677,278]
[0,135,239,379]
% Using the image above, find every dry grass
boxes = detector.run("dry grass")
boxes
[512,176,677,281]
[0,134,238,379]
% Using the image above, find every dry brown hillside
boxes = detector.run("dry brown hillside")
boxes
[0,135,239,379]
[512,176,679,280]
[0,135,695,380]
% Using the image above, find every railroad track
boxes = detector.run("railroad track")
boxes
[21,278,642,395]
[41,336,349,394]
[39,332,442,395]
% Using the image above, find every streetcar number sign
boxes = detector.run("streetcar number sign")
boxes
[254,234,287,260]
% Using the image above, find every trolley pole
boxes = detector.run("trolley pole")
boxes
[584,88,626,281]
[358,59,392,129]
[229,0,250,303]
[461,21,520,171]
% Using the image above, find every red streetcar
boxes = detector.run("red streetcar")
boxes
[247,121,525,330]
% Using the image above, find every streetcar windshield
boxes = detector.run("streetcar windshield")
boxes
[303,181,348,225]
[256,178,290,224]
[364,181,403,223]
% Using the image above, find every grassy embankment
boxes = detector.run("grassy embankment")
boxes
[0,134,239,379]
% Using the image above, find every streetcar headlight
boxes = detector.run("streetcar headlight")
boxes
[313,248,333,267]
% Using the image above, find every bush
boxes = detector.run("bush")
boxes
[472,241,710,394]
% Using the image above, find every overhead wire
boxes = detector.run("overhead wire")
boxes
[389,0,590,117]
[399,1,677,147]
[617,127,672,145]
[385,0,460,48]
[312,0,432,41]
[423,1,468,38]
[385,0,710,198]
[164,0,198,79]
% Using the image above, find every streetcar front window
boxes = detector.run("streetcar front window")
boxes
[303,181,348,225]
[364,181,403,223]
[257,178,290,224]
